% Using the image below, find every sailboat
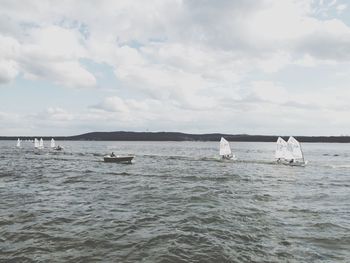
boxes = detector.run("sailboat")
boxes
[219,137,236,160]
[16,138,21,148]
[287,136,307,166]
[34,138,39,148]
[39,138,44,149]
[51,138,63,151]
[275,136,307,166]
[275,137,291,161]
[51,138,55,148]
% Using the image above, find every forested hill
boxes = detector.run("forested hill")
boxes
[1,131,350,142]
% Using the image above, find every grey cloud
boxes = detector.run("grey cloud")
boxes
[297,33,350,61]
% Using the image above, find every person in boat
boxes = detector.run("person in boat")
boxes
[54,145,62,151]
[289,159,294,164]
[222,154,231,160]
[277,158,281,163]
[111,152,116,157]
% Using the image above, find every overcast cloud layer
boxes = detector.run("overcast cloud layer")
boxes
[1,0,350,136]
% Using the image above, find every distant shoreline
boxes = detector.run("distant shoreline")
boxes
[1,131,350,143]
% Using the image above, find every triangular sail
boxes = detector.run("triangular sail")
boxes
[16,138,21,147]
[275,137,287,159]
[39,138,44,148]
[287,136,303,160]
[34,138,39,148]
[220,137,233,157]
[51,138,55,148]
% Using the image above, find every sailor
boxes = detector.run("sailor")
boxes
[111,152,116,157]
[289,159,294,164]
[223,154,230,160]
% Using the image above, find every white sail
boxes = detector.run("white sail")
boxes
[16,138,21,147]
[34,138,39,148]
[220,137,233,157]
[275,137,287,159]
[284,143,294,160]
[39,138,44,148]
[287,136,303,160]
[51,138,55,148]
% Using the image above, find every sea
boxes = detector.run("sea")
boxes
[0,141,349,262]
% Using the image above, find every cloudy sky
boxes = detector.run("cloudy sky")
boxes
[1,0,350,136]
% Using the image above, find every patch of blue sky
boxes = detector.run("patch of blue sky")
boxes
[56,17,90,40]
[117,39,144,49]
[311,0,350,24]
[81,58,148,101]
[81,58,119,90]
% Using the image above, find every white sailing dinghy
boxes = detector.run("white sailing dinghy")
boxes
[51,138,63,151]
[219,137,236,160]
[16,138,21,148]
[34,138,39,148]
[39,138,44,149]
[276,137,289,161]
[287,136,307,166]
[51,138,55,148]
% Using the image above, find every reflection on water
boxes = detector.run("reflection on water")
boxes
[0,141,349,262]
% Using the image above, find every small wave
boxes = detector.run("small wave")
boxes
[0,172,14,178]
[166,155,195,161]
[107,172,133,176]
[328,164,350,169]
[323,153,342,157]
[311,222,350,231]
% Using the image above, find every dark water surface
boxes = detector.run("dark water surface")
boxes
[0,141,349,262]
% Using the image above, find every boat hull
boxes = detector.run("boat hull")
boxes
[53,146,63,151]
[103,155,134,164]
[277,159,307,167]
[220,156,237,161]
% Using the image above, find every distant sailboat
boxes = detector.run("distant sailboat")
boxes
[219,137,236,160]
[34,138,39,148]
[16,138,21,148]
[51,138,55,148]
[39,138,44,149]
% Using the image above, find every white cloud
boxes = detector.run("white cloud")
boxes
[19,25,96,88]
[336,4,347,13]
[0,59,19,84]
[0,35,20,84]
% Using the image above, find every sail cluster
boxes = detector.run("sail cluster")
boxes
[33,138,44,149]
[275,136,304,161]
[16,138,59,150]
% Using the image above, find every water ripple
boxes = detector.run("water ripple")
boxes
[0,141,349,262]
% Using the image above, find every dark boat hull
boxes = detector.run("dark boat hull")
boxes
[103,155,134,164]
[277,159,307,167]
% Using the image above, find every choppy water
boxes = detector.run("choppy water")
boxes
[0,141,349,262]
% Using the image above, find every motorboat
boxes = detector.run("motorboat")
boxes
[103,154,134,164]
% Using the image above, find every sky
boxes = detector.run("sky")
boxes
[1,0,350,136]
